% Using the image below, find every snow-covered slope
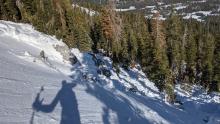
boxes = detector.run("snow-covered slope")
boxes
[0,20,219,124]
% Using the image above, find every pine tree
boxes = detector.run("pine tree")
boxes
[137,35,146,64]
[18,0,37,22]
[100,1,122,58]
[91,18,106,53]
[213,34,220,92]
[166,13,183,83]
[136,14,151,67]
[151,12,174,102]
[185,27,197,84]
[119,29,129,65]
[100,6,113,55]
[63,6,75,47]
[34,0,47,32]
[1,0,21,21]
[74,24,92,52]
[53,9,63,39]
[21,0,37,15]
[0,0,5,20]
[127,29,137,62]
[201,33,215,89]
[91,21,101,52]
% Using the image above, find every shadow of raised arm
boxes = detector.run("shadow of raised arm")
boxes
[32,89,60,113]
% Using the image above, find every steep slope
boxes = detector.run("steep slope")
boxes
[0,20,219,124]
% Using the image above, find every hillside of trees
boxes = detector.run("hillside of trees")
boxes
[0,0,219,102]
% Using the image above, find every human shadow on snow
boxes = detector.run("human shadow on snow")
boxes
[31,80,81,124]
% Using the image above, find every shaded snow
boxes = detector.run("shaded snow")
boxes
[0,20,220,124]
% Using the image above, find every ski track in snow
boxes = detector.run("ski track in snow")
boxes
[0,20,220,124]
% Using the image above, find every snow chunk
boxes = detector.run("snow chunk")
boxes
[157,2,164,5]
[175,5,188,10]
[151,10,159,14]
[191,0,207,3]
[24,51,31,57]
[145,6,156,9]
[116,6,136,12]
[72,4,98,16]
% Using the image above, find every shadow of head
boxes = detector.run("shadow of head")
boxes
[62,80,67,85]
[61,80,77,90]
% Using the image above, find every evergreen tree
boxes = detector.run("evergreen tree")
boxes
[91,18,106,53]
[166,14,183,83]
[100,6,113,55]
[1,0,21,21]
[151,13,174,102]
[201,33,215,89]
[119,29,129,65]
[0,0,5,20]
[100,1,122,58]
[127,29,137,62]
[185,27,197,84]
[136,14,151,67]
[18,0,37,22]
[213,34,220,92]
[74,24,92,52]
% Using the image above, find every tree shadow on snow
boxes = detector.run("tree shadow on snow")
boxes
[85,82,151,124]
[31,80,81,124]
[71,53,150,123]
[65,52,202,124]
[86,74,198,124]
[110,79,205,124]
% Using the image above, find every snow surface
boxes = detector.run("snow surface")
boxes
[72,4,98,16]
[157,2,164,6]
[191,0,207,3]
[145,13,166,21]
[151,10,159,14]
[183,11,212,22]
[175,5,188,10]
[0,20,220,124]
[116,6,136,12]
[144,6,156,9]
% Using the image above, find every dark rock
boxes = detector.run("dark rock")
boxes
[69,53,78,65]
[129,87,138,93]
[102,68,111,78]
